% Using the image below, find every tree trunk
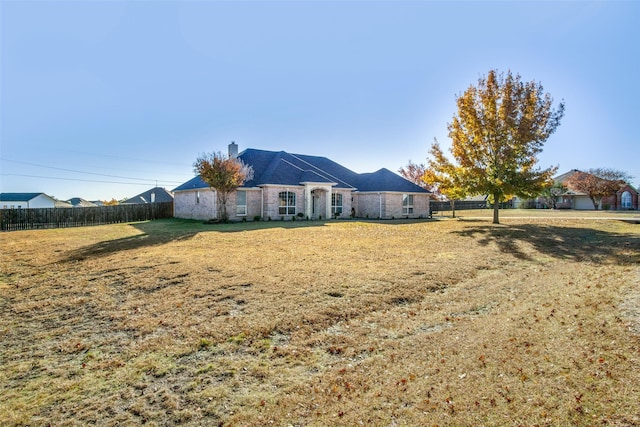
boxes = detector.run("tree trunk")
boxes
[450,200,456,218]
[493,193,500,224]
[218,192,229,222]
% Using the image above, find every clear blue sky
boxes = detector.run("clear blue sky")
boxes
[1,0,638,201]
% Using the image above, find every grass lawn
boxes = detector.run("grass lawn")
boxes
[1,211,639,426]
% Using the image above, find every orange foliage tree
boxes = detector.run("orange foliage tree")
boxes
[398,160,431,191]
[194,152,254,222]
[565,168,632,210]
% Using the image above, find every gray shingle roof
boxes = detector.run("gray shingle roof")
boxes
[122,187,174,204]
[67,198,97,207]
[173,148,429,194]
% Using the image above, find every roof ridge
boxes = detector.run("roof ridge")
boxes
[287,152,356,188]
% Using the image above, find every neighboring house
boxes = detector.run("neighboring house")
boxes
[0,193,56,209]
[515,169,639,210]
[122,187,174,204]
[173,143,430,221]
[555,169,639,210]
[67,198,98,208]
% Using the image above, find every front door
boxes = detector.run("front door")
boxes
[311,190,325,219]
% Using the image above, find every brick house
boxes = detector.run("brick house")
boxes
[604,183,638,210]
[173,143,430,221]
[554,170,638,210]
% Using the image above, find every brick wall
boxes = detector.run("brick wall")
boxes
[174,189,216,220]
[354,193,430,219]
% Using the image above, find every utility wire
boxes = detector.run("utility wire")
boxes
[1,173,175,186]
[0,157,187,184]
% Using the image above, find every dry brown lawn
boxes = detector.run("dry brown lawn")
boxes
[1,212,639,426]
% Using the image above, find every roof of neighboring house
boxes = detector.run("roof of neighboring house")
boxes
[122,187,174,204]
[464,195,489,202]
[55,200,73,208]
[67,198,98,207]
[554,169,581,185]
[174,149,428,194]
[0,192,48,202]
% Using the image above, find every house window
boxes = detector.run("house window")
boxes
[331,193,343,215]
[236,190,247,216]
[151,192,156,203]
[402,194,414,215]
[278,191,296,215]
[621,191,632,209]
[195,191,200,204]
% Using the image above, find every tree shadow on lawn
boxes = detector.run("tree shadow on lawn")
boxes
[453,222,640,264]
[59,220,199,262]
[58,218,333,262]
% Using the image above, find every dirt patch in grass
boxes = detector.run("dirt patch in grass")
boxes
[1,217,639,426]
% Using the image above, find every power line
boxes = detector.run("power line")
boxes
[50,147,190,167]
[1,173,177,186]
[0,157,187,184]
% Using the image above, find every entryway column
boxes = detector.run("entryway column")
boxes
[305,186,312,219]
[325,190,332,220]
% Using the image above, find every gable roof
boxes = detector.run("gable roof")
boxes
[174,148,429,194]
[0,192,47,202]
[67,197,97,207]
[240,149,359,188]
[122,187,174,204]
[55,200,74,208]
[355,168,427,193]
[553,169,580,185]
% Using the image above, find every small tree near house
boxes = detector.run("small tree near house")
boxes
[194,152,254,222]
[398,160,431,191]
[423,139,468,218]
[539,182,565,209]
[565,168,633,210]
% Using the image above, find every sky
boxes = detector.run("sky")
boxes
[1,0,639,202]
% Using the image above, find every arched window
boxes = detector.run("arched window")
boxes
[278,191,296,215]
[621,191,632,209]
[331,193,343,215]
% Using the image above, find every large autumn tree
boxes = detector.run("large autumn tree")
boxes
[194,152,254,222]
[564,168,633,210]
[439,69,565,224]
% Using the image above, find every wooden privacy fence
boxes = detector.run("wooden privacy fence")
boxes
[430,200,488,212]
[0,202,173,232]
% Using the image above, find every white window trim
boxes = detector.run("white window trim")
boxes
[402,194,414,215]
[278,191,296,216]
[331,193,343,215]
[236,190,247,216]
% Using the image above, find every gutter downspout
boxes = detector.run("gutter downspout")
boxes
[379,193,382,219]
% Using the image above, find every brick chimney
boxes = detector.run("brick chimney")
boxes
[228,141,238,158]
